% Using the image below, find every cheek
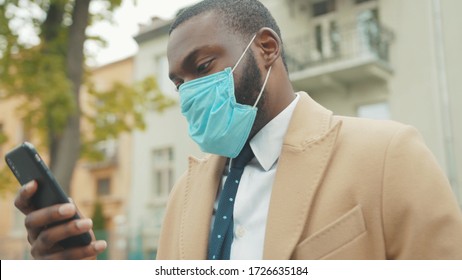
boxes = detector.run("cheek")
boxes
[234,66,262,104]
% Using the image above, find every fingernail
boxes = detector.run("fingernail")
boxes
[75,219,92,230]
[24,181,34,191]
[58,204,75,216]
[93,240,107,251]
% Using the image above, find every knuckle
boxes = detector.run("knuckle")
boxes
[24,215,34,230]
[37,231,52,247]
[50,206,61,220]
[14,194,27,212]
[18,185,29,199]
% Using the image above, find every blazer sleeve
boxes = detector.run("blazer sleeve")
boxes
[382,125,462,259]
[156,171,188,260]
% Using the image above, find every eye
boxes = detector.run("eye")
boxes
[196,60,213,74]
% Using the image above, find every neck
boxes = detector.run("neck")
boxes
[248,67,296,140]
[266,67,297,121]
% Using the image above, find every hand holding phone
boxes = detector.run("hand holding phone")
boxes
[6,142,107,259]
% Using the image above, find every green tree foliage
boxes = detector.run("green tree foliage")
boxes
[0,0,174,194]
[82,76,175,162]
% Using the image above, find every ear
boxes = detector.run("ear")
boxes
[254,27,282,69]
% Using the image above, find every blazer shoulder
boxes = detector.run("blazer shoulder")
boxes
[334,115,409,133]
[332,116,419,145]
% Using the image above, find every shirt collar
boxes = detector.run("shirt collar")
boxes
[250,93,300,171]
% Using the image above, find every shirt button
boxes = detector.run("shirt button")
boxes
[235,225,246,238]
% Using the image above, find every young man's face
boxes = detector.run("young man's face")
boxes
[167,12,269,136]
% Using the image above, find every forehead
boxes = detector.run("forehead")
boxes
[167,12,239,68]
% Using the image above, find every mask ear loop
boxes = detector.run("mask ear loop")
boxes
[228,34,260,163]
[231,34,257,73]
[227,65,271,165]
[253,66,272,108]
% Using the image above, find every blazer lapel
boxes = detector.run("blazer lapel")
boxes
[180,155,226,259]
[263,92,342,259]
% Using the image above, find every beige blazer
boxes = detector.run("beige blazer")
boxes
[157,92,462,259]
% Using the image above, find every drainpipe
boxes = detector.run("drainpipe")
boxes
[430,0,459,201]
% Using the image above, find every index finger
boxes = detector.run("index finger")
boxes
[25,203,77,242]
[14,181,38,215]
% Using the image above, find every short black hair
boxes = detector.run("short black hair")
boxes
[169,0,287,70]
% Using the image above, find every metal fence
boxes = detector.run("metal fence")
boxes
[284,22,394,73]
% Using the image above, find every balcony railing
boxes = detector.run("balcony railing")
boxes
[284,22,394,75]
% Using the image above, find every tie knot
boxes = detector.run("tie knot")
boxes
[231,143,254,169]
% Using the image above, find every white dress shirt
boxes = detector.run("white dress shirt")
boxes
[213,93,300,259]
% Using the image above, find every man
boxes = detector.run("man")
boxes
[14,0,462,260]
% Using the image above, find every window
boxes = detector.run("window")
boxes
[312,0,336,17]
[97,177,111,197]
[315,24,323,57]
[151,147,174,199]
[357,102,390,120]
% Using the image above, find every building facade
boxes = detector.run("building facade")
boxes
[128,18,203,259]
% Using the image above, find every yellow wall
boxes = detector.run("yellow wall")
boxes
[73,57,134,223]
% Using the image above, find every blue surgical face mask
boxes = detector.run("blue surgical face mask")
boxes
[179,34,272,158]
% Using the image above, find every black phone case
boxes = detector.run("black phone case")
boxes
[5,142,92,248]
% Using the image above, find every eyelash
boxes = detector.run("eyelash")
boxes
[174,60,214,91]
[196,60,212,74]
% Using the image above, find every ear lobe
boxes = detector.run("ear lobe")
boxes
[255,27,282,68]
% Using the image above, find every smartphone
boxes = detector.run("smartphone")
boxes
[5,142,92,248]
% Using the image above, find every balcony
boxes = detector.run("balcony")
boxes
[285,22,394,92]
